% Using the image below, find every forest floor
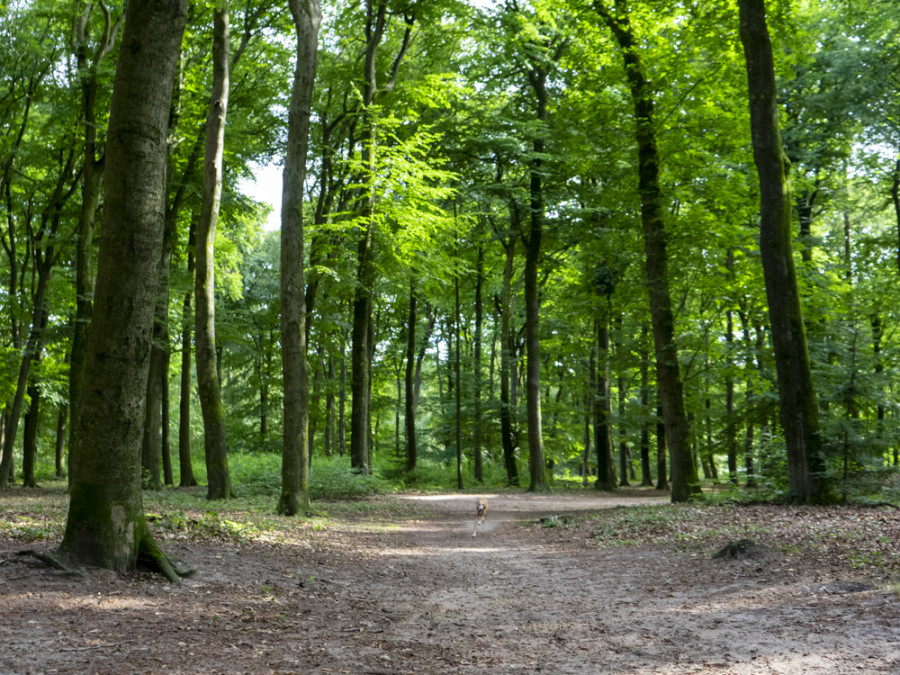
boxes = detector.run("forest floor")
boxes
[1,487,899,674]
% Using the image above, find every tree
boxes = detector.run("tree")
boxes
[58,0,188,580]
[195,2,233,500]
[593,0,700,502]
[279,0,322,516]
[738,0,830,504]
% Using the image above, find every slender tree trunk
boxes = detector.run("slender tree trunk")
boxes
[499,238,519,486]
[55,403,67,478]
[455,258,463,490]
[142,203,178,490]
[726,306,738,484]
[473,246,484,483]
[325,359,336,457]
[639,324,653,486]
[655,403,668,491]
[68,3,123,486]
[21,382,40,488]
[195,4,232,500]
[178,226,198,488]
[161,359,173,485]
[594,319,615,490]
[405,280,418,471]
[339,344,347,456]
[739,0,830,504]
[596,0,699,502]
[524,67,548,493]
[279,0,321,515]
[59,0,188,580]
[0,266,53,488]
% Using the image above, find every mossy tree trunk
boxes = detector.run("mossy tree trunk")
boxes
[279,0,322,516]
[195,4,232,501]
[58,0,188,579]
[739,0,830,504]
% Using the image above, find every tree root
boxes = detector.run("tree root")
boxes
[17,549,87,578]
[137,528,195,582]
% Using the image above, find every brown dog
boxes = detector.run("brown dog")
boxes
[473,498,488,536]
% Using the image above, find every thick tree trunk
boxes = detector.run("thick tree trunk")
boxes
[739,0,830,504]
[58,0,187,580]
[195,5,232,501]
[596,0,699,502]
[279,0,321,515]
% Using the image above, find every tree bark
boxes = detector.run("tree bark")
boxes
[524,62,549,493]
[593,319,616,491]
[738,0,830,503]
[498,236,519,486]
[178,222,198,487]
[405,279,418,471]
[473,246,484,483]
[195,4,232,500]
[58,0,187,580]
[596,0,699,501]
[68,2,124,484]
[279,0,321,516]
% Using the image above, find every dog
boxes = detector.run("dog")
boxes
[473,498,488,536]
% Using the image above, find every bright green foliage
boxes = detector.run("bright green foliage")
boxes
[3,0,900,509]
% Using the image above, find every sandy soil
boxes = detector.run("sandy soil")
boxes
[1,490,898,674]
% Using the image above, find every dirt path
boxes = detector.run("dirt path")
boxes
[2,491,899,674]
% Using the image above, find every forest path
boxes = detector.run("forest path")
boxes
[2,490,899,674]
[311,491,900,674]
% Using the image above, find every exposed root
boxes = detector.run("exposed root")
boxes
[137,526,195,582]
[17,549,87,578]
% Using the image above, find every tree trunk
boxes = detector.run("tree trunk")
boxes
[524,66,548,493]
[279,0,321,516]
[455,260,463,490]
[405,280,418,471]
[55,403,67,478]
[655,403,668,491]
[178,226,198,488]
[0,265,53,488]
[195,4,232,501]
[499,237,519,487]
[142,201,178,490]
[21,382,41,488]
[58,0,188,580]
[596,0,699,502]
[639,324,653,486]
[68,3,123,485]
[593,319,615,491]
[473,246,484,483]
[738,0,830,504]
[161,358,173,486]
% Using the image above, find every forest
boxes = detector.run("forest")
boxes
[2,0,900,580]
